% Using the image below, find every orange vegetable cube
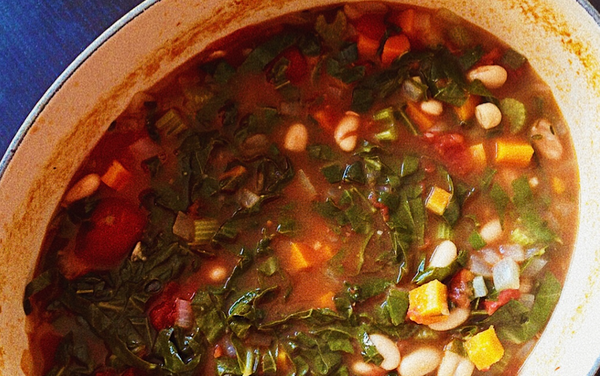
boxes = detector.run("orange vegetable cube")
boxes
[494,140,535,167]
[392,9,415,37]
[425,186,453,216]
[469,143,487,169]
[406,101,435,131]
[287,242,334,273]
[381,34,411,65]
[454,94,481,122]
[407,280,450,324]
[465,326,505,370]
[101,160,132,191]
[357,33,380,59]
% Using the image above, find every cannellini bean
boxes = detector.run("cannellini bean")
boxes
[437,350,475,376]
[479,219,503,243]
[399,347,442,376]
[63,173,101,205]
[530,118,563,160]
[467,65,508,89]
[429,240,458,268]
[370,333,401,370]
[335,112,360,152]
[437,350,461,376]
[208,265,228,282]
[421,99,444,116]
[284,123,308,152]
[475,102,502,129]
[454,358,475,376]
[352,360,382,376]
[428,307,470,331]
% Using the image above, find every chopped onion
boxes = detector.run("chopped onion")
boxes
[173,211,195,242]
[493,257,520,291]
[297,169,318,200]
[521,257,548,277]
[472,275,488,298]
[129,137,163,162]
[480,248,501,265]
[469,254,493,277]
[238,188,261,209]
[519,293,535,310]
[174,298,194,330]
[499,243,525,262]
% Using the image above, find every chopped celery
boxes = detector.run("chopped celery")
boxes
[155,109,188,137]
[402,78,427,102]
[436,222,453,240]
[191,218,220,246]
[468,230,487,250]
[374,128,398,142]
[501,49,527,70]
[473,275,488,298]
[373,107,396,125]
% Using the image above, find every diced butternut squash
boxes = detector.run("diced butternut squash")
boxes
[287,242,334,273]
[407,280,450,324]
[454,94,481,122]
[381,34,411,65]
[288,242,311,272]
[357,33,380,59]
[101,160,132,191]
[425,186,453,216]
[469,143,487,169]
[464,326,505,371]
[494,139,535,167]
[317,291,336,308]
[406,101,435,131]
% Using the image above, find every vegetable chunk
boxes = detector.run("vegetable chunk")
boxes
[464,326,505,370]
[408,280,450,324]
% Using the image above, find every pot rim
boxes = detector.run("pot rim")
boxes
[1,0,600,374]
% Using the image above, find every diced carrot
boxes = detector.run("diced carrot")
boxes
[406,101,435,131]
[381,34,411,65]
[494,139,535,167]
[101,160,132,191]
[287,241,334,273]
[391,9,415,37]
[407,280,450,325]
[317,291,336,308]
[357,33,380,59]
[425,186,453,216]
[454,94,481,122]
[468,143,487,170]
[464,326,505,371]
[552,176,566,194]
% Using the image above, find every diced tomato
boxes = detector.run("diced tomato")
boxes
[281,47,308,84]
[480,47,502,66]
[448,269,475,308]
[75,197,147,268]
[353,14,386,42]
[484,289,521,315]
[423,132,474,176]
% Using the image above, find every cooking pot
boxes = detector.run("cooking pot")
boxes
[1,0,599,374]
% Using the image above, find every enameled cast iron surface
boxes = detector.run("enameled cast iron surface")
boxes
[1,0,600,374]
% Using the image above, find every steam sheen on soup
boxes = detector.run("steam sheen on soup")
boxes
[24,3,578,376]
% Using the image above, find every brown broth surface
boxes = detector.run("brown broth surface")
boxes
[25,3,578,376]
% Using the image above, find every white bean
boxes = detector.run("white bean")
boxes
[351,360,381,376]
[421,99,444,116]
[284,123,308,152]
[437,350,461,376]
[370,333,401,370]
[428,307,470,331]
[63,173,101,205]
[335,112,360,152]
[475,102,502,130]
[530,118,563,160]
[455,358,475,376]
[479,219,503,244]
[437,350,475,376]
[399,347,442,376]
[467,65,508,89]
[429,240,458,268]
[208,265,228,282]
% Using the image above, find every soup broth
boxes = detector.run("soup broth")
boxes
[25,3,578,376]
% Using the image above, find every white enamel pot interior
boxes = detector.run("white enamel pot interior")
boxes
[1,0,600,374]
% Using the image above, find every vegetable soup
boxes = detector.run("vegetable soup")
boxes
[24,2,578,376]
